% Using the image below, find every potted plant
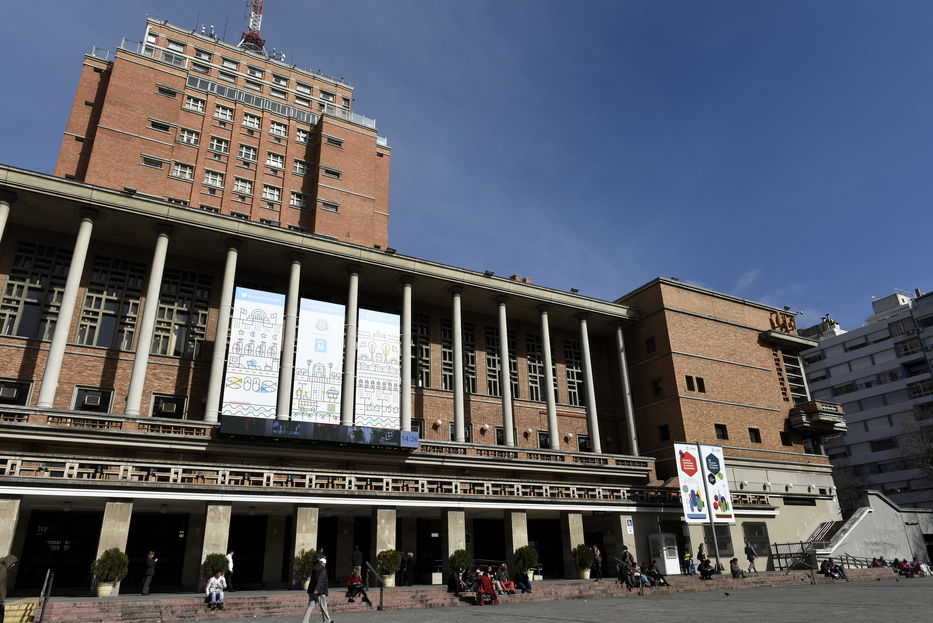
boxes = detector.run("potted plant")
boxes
[572,544,594,580]
[514,545,539,578]
[91,548,129,597]
[448,548,474,573]
[377,549,402,587]
[200,552,229,583]
[293,548,317,590]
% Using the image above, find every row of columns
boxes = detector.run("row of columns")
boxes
[0,194,639,454]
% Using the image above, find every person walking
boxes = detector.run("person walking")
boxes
[744,541,759,573]
[225,550,235,591]
[302,555,333,623]
[0,555,18,623]
[141,551,158,595]
[592,545,603,581]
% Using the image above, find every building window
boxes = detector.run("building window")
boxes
[150,268,212,358]
[265,152,284,169]
[714,423,729,440]
[296,128,310,144]
[320,90,335,103]
[463,323,477,394]
[270,121,288,137]
[214,105,234,121]
[703,525,734,557]
[178,128,200,146]
[184,96,205,113]
[150,120,171,133]
[289,192,307,208]
[686,376,706,393]
[646,337,656,354]
[495,426,518,446]
[194,48,211,61]
[686,375,695,391]
[448,422,473,443]
[296,82,312,94]
[293,159,309,175]
[485,326,501,396]
[259,218,279,226]
[262,185,282,202]
[0,241,70,340]
[0,379,31,406]
[233,178,253,195]
[221,58,238,70]
[527,334,543,401]
[342,96,351,108]
[170,162,193,180]
[697,377,706,392]
[166,39,185,52]
[321,167,341,179]
[651,379,663,397]
[190,62,210,74]
[577,434,592,453]
[564,340,584,406]
[270,88,287,99]
[141,156,164,169]
[779,431,792,446]
[203,170,224,187]
[73,387,113,413]
[537,430,551,449]
[296,96,311,107]
[782,352,807,404]
[411,313,432,389]
[243,113,261,129]
[908,380,933,399]
[146,31,158,44]
[895,338,922,357]
[218,71,236,83]
[157,86,177,98]
[238,144,257,161]
[208,136,229,154]
[441,319,454,391]
[748,427,762,443]
[272,74,288,86]
[76,256,146,350]
[411,418,425,437]
[319,200,339,212]
[246,66,264,78]
[658,424,670,441]
[245,80,261,91]
[325,136,344,147]
[870,438,899,452]
[152,393,187,418]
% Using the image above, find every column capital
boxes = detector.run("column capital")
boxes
[80,206,99,221]
[345,263,362,276]
[289,251,304,264]
[399,274,417,286]
[156,223,173,237]
[536,304,551,314]
[576,311,589,322]
[225,237,242,250]
[494,295,509,305]
[449,285,464,296]
[0,191,17,205]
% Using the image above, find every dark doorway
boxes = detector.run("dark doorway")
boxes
[472,518,504,565]
[528,518,564,578]
[17,511,102,593]
[229,514,268,588]
[416,518,441,579]
[584,529,605,578]
[124,513,189,592]
[353,516,372,573]
[318,515,337,581]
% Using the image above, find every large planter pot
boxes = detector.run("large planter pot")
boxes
[381,574,395,587]
[96,582,116,597]
[578,568,591,580]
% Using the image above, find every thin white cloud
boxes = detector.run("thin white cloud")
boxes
[733,269,761,294]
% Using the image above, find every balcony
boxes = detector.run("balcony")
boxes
[789,400,847,434]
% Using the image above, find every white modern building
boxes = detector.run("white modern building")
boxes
[800,291,933,512]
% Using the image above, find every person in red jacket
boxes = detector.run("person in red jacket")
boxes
[345,569,372,605]
[476,570,499,606]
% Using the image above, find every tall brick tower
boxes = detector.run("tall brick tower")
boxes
[55,16,391,249]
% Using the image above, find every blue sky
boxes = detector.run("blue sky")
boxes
[2,0,931,330]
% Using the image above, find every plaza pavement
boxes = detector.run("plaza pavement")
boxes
[219,578,930,622]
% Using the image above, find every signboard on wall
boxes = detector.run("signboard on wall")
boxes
[674,443,735,524]
[291,298,345,423]
[221,288,284,418]
[220,415,419,449]
[354,309,401,429]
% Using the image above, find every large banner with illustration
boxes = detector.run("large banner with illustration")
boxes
[354,309,401,429]
[291,298,346,423]
[674,443,735,524]
[221,287,284,418]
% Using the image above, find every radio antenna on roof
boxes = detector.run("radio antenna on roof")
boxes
[238,0,267,53]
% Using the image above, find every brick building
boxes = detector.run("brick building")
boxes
[0,16,844,595]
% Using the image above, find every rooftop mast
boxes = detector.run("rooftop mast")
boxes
[238,0,266,53]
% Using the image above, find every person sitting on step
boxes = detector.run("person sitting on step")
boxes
[476,569,499,606]
[345,569,372,605]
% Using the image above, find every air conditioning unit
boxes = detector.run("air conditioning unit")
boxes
[0,387,18,400]
[159,402,177,414]
[83,394,101,407]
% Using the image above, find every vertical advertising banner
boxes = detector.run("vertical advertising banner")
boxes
[221,287,284,418]
[699,444,735,523]
[291,298,346,423]
[674,443,709,524]
[354,309,401,429]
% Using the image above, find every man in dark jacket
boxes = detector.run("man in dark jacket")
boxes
[141,551,157,595]
[302,555,333,623]
[0,555,18,623]
[350,545,363,575]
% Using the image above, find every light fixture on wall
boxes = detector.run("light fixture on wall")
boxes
[740,480,749,489]
[481,424,490,432]
[565,432,574,441]
[433,419,442,429]
[764,482,772,492]
[524,428,533,437]
[160,504,168,515]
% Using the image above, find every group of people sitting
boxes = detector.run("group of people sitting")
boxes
[449,563,533,605]
[616,545,672,589]
[873,556,931,577]
[819,558,848,580]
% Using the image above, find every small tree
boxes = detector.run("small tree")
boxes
[448,548,473,571]
[293,548,318,581]
[377,549,403,575]
[572,543,594,570]
[514,545,538,572]
[91,548,129,584]
[200,552,229,581]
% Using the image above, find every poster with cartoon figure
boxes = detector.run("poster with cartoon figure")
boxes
[354,308,401,429]
[674,443,709,523]
[291,298,346,423]
[221,287,284,418]
[699,444,735,523]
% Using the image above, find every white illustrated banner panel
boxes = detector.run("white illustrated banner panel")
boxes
[221,287,284,418]
[699,444,735,523]
[354,308,401,429]
[292,298,346,423]
[674,443,709,524]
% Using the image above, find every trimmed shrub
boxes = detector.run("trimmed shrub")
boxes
[377,549,403,575]
[514,545,539,571]
[572,543,594,570]
[91,548,129,583]
[448,548,474,571]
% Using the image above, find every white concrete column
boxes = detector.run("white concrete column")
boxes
[578,314,602,453]
[204,240,240,424]
[0,191,15,246]
[0,497,21,558]
[451,286,465,442]
[340,266,360,426]
[560,511,585,579]
[400,278,413,431]
[96,500,134,594]
[125,225,171,417]
[497,297,515,446]
[293,505,319,557]
[615,324,639,455]
[504,510,528,567]
[373,508,397,554]
[441,509,466,573]
[37,208,96,408]
[540,306,559,450]
[200,503,232,562]
[277,255,302,420]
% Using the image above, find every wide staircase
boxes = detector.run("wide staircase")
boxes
[10,568,896,623]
